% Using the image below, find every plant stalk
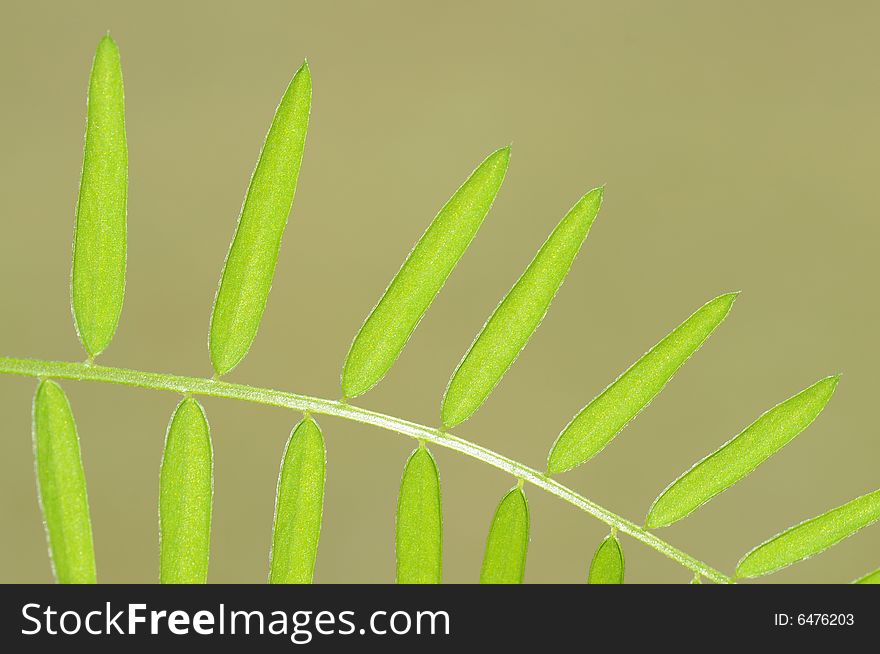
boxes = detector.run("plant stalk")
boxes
[0,356,733,584]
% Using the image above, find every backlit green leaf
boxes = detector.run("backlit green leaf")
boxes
[159,398,213,584]
[269,417,326,584]
[209,61,311,376]
[480,486,529,584]
[646,375,839,529]
[442,187,603,428]
[736,488,880,579]
[588,533,624,584]
[342,147,510,399]
[547,293,737,474]
[33,380,96,583]
[71,35,128,358]
[853,568,880,584]
[396,445,442,584]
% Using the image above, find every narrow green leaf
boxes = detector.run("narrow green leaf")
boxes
[547,293,738,474]
[646,375,839,529]
[442,187,604,428]
[209,61,311,376]
[853,568,880,584]
[396,445,443,584]
[71,35,128,358]
[32,380,96,583]
[736,488,880,579]
[269,417,326,584]
[588,533,624,584]
[159,398,213,584]
[480,486,530,584]
[342,147,510,399]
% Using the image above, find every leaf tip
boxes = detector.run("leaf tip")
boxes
[97,32,120,56]
[489,144,512,168]
[579,185,605,218]
[290,58,312,95]
[819,373,842,399]
[812,373,842,398]
[714,290,740,310]
[698,291,739,325]
[564,185,604,229]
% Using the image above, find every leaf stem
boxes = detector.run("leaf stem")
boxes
[0,356,732,584]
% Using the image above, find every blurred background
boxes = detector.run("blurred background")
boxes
[0,1,877,583]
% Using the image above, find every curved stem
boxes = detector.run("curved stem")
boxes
[0,356,732,584]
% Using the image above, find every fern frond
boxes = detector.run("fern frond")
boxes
[3,34,867,586]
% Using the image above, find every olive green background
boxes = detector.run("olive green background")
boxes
[1,1,876,584]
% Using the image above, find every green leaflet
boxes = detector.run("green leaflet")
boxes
[209,61,311,376]
[588,533,624,584]
[547,293,738,474]
[71,35,128,358]
[646,375,839,529]
[480,486,529,584]
[159,398,213,584]
[853,568,880,584]
[442,187,603,428]
[32,380,96,583]
[736,488,880,579]
[269,417,326,584]
[396,445,443,584]
[342,147,511,399]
